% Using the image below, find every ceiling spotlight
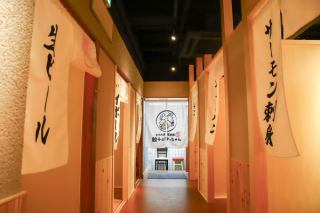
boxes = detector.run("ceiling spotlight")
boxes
[171,66,176,72]
[171,35,177,41]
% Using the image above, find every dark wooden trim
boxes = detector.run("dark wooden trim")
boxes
[80,73,97,213]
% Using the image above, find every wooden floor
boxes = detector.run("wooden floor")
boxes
[120,179,227,213]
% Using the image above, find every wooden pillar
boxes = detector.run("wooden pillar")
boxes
[220,0,234,42]
[220,0,234,211]
[241,0,261,16]
[122,86,131,202]
[196,57,203,78]
[0,0,34,199]
[189,65,195,88]
[81,74,97,213]
[188,65,197,180]
[203,54,213,69]
[204,55,215,203]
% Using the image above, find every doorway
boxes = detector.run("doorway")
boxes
[113,103,126,212]
[143,98,188,179]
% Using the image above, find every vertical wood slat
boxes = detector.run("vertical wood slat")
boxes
[188,64,195,180]
[196,57,203,78]
[220,0,234,41]
[230,159,250,213]
[203,54,213,69]
[128,85,136,198]
[0,191,27,213]
[220,0,234,212]
[207,144,215,203]
[95,157,113,213]
[189,65,195,89]
[203,54,215,203]
[122,91,131,202]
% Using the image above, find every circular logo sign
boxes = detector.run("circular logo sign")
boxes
[156,110,177,132]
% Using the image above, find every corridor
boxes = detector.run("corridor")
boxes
[1,0,320,213]
[120,179,226,213]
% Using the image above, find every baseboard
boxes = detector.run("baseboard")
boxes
[134,178,142,187]
[114,200,126,213]
[214,195,227,199]
[199,190,209,202]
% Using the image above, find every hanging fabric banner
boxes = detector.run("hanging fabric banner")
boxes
[205,52,224,145]
[23,0,102,174]
[114,72,129,149]
[280,0,320,38]
[189,84,198,142]
[251,0,298,157]
[135,92,143,143]
[115,71,128,103]
[144,100,188,149]
[71,22,102,78]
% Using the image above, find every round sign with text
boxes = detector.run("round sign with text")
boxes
[156,110,177,132]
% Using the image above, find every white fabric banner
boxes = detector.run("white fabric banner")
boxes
[115,72,128,103]
[189,84,198,142]
[280,0,320,38]
[114,72,129,148]
[205,53,224,145]
[144,101,188,149]
[23,0,102,174]
[135,92,143,143]
[252,0,298,157]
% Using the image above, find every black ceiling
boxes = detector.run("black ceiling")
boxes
[295,20,320,40]
[109,0,225,81]
[108,1,320,81]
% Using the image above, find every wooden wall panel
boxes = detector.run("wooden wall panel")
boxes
[230,159,250,213]
[128,86,136,198]
[0,191,27,213]
[198,74,206,198]
[195,129,199,183]
[199,148,208,200]
[213,78,228,199]
[96,49,115,160]
[188,138,198,180]
[144,81,189,98]
[95,157,113,213]
[207,144,215,203]
[121,98,131,201]
[188,65,198,181]
[197,59,215,202]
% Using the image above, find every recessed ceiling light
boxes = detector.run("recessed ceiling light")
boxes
[171,35,177,41]
[171,66,176,72]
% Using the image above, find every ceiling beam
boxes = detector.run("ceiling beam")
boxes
[178,0,191,32]
[110,0,146,75]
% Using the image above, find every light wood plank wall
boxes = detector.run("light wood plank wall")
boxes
[0,191,27,213]
[96,49,139,213]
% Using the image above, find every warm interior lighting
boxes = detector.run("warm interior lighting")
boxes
[171,66,176,72]
[171,35,176,41]
[105,0,112,7]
